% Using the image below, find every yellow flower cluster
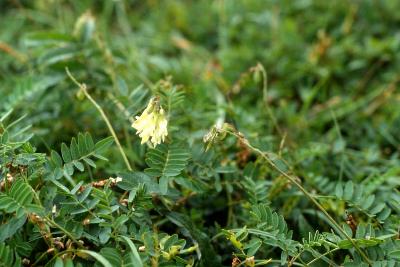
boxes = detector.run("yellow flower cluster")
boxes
[132,98,168,147]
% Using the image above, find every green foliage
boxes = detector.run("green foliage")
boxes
[0,243,21,267]
[1,1,400,266]
[145,143,190,194]
[0,180,36,217]
[49,133,114,181]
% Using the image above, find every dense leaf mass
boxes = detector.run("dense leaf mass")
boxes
[1,1,400,266]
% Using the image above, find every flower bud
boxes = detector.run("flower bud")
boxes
[73,11,96,43]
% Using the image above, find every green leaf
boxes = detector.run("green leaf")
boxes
[54,257,64,267]
[361,195,375,210]
[244,238,262,256]
[343,224,353,237]
[0,131,9,144]
[61,143,72,163]
[369,202,386,215]
[0,180,34,217]
[0,243,21,267]
[70,137,79,160]
[51,180,71,194]
[25,204,45,215]
[377,207,391,221]
[92,153,108,161]
[51,150,63,167]
[94,136,114,152]
[0,216,27,242]
[64,258,74,267]
[388,250,400,259]
[99,248,121,267]
[76,250,113,267]
[85,132,95,151]
[73,161,85,172]
[335,182,343,198]
[145,143,190,178]
[343,181,354,200]
[118,236,143,267]
[338,237,383,249]
[64,162,74,176]
[83,157,96,168]
[159,176,169,195]
[117,172,159,193]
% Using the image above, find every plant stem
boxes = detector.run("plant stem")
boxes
[44,216,83,247]
[269,260,304,267]
[306,247,341,266]
[66,68,133,171]
[227,130,372,266]
[257,63,282,136]
[226,183,234,227]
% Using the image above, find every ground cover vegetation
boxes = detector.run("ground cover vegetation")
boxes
[1,0,400,266]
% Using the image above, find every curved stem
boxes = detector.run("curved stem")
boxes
[307,247,341,266]
[44,216,83,247]
[227,130,372,266]
[66,68,132,171]
[34,249,75,267]
[257,63,282,136]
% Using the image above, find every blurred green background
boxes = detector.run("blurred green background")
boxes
[2,0,400,149]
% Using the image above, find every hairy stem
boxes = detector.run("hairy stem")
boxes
[227,130,372,266]
[66,68,133,171]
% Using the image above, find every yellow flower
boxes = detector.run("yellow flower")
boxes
[132,98,168,147]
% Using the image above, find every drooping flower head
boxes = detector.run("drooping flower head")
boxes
[132,97,168,147]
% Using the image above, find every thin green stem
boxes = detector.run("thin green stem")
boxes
[269,260,304,267]
[34,249,75,267]
[306,247,341,266]
[226,183,234,227]
[227,130,372,266]
[66,68,133,171]
[257,63,282,136]
[331,109,345,182]
[44,216,83,247]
